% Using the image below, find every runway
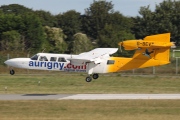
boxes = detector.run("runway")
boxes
[0,94,180,100]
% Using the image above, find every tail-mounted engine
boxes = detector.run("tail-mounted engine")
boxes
[118,33,175,50]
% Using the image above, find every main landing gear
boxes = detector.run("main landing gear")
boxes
[10,69,15,75]
[85,73,99,82]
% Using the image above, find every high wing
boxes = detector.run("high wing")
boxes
[69,48,118,65]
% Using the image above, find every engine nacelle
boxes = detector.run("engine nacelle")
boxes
[119,40,174,50]
[119,40,142,50]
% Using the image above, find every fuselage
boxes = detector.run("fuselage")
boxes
[4,53,111,74]
[4,52,169,74]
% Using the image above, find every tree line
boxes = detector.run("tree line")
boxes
[0,0,179,56]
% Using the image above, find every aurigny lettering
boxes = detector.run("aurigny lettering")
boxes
[29,61,64,70]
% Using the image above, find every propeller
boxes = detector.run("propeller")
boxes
[118,41,123,53]
[171,42,176,48]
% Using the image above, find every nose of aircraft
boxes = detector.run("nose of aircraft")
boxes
[4,59,11,65]
[4,58,29,75]
[4,58,30,68]
[4,59,17,66]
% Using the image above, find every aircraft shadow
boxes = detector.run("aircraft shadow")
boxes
[22,94,57,96]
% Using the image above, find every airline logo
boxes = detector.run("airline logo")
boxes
[29,61,86,72]
[64,63,86,72]
[29,61,64,70]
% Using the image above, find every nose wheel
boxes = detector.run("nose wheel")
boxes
[10,69,15,75]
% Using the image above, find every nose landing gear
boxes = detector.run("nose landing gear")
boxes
[10,69,15,75]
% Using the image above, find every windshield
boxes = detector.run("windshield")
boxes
[30,54,39,60]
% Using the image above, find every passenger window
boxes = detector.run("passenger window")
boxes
[107,60,115,65]
[58,57,66,62]
[39,56,48,61]
[50,57,57,61]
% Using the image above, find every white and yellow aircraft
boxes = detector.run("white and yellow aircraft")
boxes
[4,33,174,82]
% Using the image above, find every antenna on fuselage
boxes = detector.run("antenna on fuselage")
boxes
[42,48,46,53]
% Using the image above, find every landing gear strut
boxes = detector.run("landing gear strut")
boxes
[10,69,15,75]
[85,74,99,82]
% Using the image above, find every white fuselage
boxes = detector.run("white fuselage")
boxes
[4,53,110,74]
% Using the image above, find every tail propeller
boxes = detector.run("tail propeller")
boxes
[118,41,123,53]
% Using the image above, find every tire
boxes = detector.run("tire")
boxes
[92,74,99,79]
[85,76,92,82]
[10,69,15,75]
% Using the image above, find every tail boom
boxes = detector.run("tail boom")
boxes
[107,33,173,73]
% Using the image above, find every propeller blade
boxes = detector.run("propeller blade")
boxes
[119,44,122,53]
[118,42,123,53]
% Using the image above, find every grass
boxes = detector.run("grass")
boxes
[0,100,180,120]
[0,73,180,94]
[0,73,180,120]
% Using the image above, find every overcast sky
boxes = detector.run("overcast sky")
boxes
[0,0,165,16]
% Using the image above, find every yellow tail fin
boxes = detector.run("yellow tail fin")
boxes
[133,33,171,63]
[144,33,170,42]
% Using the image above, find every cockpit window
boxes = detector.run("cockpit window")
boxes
[30,54,39,60]
[58,57,66,62]
[39,56,48,61]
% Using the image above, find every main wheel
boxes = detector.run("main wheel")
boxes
[10,69,15,75]
[85,76,92,82]
[92,74,99,79]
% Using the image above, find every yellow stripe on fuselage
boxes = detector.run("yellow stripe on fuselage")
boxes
[107,57,169,73]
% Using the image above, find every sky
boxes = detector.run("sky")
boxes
[0,0,165,16]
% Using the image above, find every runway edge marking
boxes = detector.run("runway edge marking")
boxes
[58,94,180,100]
